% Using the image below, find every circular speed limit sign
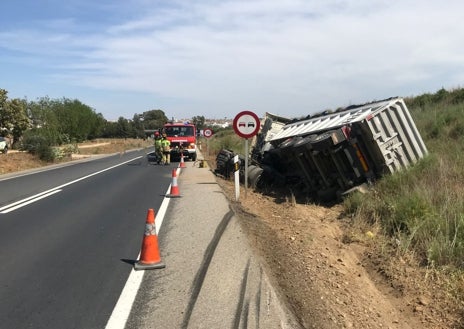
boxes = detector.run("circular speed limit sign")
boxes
[203,128,213,138]
[233,111,260,139]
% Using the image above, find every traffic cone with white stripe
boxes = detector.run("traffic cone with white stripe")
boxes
[179,153,186,168]
[166,168,181,198]
[134,209,165,270]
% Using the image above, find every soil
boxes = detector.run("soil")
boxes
[215,177,463,329]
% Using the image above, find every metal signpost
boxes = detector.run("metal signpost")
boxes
[232,111,261,200]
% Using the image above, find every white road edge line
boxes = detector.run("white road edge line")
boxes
[0,156,142,214]
[105,184,173,329]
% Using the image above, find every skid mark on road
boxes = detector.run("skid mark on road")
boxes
[181,209,234,329]
[233,259,251,329]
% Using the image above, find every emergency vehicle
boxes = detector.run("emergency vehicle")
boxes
[163,122,198,161]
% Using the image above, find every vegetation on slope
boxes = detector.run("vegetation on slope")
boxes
[343,88,464,309]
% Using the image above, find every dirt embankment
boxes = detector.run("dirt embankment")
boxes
[216,178,461,329]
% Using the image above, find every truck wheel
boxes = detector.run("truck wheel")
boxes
[2,146,7,154]
[248,165,264,189]
[191,153,197,161]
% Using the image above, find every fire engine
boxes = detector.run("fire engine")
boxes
[163,122,197,161]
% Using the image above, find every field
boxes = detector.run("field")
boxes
[0,139,152,175]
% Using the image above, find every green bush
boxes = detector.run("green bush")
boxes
[37,144,56,161]
[20,131,60,162]
[347,89,464,269]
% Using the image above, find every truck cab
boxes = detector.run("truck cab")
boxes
[163,122,198,161]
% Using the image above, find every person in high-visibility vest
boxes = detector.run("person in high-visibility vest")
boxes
[160,133,171,165]
[154,131,163,164]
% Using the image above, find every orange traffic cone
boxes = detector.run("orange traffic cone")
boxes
[134,209,165,270]
[179,153,186,168]
[166,168,181,198]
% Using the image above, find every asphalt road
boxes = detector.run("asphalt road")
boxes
[0,149,302,329]
[125,157,303,329]
[0,149,174,329]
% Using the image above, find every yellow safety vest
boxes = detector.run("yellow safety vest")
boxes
[154,138,162,150]
[161,139,170,152]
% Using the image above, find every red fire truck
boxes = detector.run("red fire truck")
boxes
[163,122,198,161]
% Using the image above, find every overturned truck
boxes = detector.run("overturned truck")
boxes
[243,97,428,201]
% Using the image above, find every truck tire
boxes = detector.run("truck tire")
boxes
[191,152,197,161]
[247,165,264,189]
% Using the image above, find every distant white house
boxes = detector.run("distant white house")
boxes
[209,121,231,128]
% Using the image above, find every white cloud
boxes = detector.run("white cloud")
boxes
[1,0,464,119]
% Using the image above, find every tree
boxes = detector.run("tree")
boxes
[52,98,102,142]
[115,117,134,138]
[192,115,206,129]
[26,97,62,145]
[0,89,30,144]
[140,109,168,130]
[132,114,146,139]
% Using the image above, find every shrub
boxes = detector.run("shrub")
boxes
[346,91,464,269]
[20,131,60,162]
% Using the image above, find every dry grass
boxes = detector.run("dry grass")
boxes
[0,138,153,175]
[0,152,50,175]
[77,138,152,155]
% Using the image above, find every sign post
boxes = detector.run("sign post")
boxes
[203,128,213,157]
[232,111,261,200]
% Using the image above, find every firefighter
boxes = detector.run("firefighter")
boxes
[160,133,171,165]
[154,131,163,164]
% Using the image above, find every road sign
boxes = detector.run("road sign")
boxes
[233,111,261,139]
[203,128,213,138]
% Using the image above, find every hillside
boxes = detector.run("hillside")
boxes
[210,88,464,328]
[216,177,460,328]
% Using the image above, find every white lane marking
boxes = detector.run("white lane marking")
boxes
[0,189,61,212]
[0,156,143,214]
[0,190,62,214]
[105,184,172,329]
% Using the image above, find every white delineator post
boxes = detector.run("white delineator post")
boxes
[234,154,240,201]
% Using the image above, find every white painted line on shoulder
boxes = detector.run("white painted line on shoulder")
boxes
[105,184,172,329]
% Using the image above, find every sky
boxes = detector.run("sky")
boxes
[1,0,463,121]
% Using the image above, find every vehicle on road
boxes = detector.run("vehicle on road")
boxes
[0,137,9,154]
[163,122,197,161]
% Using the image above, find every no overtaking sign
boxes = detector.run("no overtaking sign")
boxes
[232,110,261,201]
[203,128,213,138]
[233,111,260,139]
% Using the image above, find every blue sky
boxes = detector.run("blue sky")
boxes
[1,0,463,121]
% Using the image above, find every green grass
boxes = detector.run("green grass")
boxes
[344,88,464,269]
[200,128,243,157]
